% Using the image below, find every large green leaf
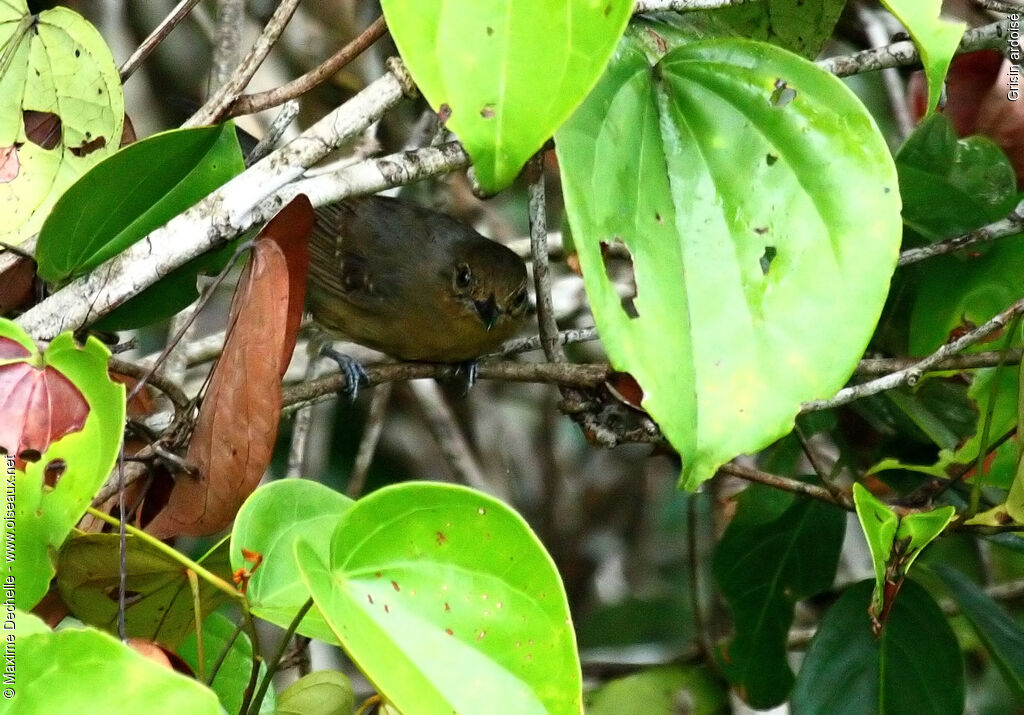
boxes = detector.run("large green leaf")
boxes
[713,485,844,708]
[230,478,354,645]
[7,627,221,714]
[297,482,580,714]
[791,579,964,715]
[556,35,901,488]
[0,319,125,610]
[36,123,243,282]
[381,0,631,191]
[879,0,964,115]
[34,123,245,328]
[0,0,124,245]
[932,564,1024,701]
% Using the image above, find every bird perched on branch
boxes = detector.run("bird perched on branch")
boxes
[306,195,530,393]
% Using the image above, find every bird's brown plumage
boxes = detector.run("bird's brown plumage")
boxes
[306,196,529,362]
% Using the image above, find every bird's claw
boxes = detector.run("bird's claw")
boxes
[453,360,478,396]
[320,347,369,400]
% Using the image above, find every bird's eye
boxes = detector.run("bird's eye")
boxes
[455,263,472,289]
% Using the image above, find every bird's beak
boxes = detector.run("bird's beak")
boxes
[474,295,499,330]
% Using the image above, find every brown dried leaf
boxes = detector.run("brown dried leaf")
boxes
[0,253,38,314]
[144,197,312,537]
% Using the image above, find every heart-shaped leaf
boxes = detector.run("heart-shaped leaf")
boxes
[381,0,632,191]
[0,0,124,245]
[230,478,354,645]
[57,533,232,648]
[0,318,125,610]
[297,482,581,714]
[557,34,902,488]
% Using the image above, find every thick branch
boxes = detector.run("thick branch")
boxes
[16,61,417,340]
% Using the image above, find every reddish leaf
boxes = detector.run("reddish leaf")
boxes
[0,336,31,360]
[0,358,89,466]
[0,146,19,183]
[144,200,309,537]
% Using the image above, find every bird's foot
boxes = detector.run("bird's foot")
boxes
[446,360,478,397]
[320,346,369,400]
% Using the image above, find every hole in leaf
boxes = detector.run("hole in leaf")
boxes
[770,79,797,107]
[600,238,639,319]
[23,110,61,150]
[43,459,66,487]
[760,246,777,275]
[480,104,495,119]
[70,135,107,157]
[765,153,778,166]
[104,586,143,605]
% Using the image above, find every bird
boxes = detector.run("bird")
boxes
[306,195,530,393]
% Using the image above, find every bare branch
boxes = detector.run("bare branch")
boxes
[229,15,389,118]
[185,0,303,127]
[802,294,1024,412]
[899,200,1024,266]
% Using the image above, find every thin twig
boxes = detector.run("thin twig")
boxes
[634,0,757,12]
[229,15,389,118]
[348,383,392,498]
[498,326,600,357]
[185,0,303,127]
[119,0,204,82]
[107,356,190,410]
[246,100,300,165]
[408,380,502,498]
[898,200,1024,266]
[285,360,320,479]
[855,349,1024,374]
[717,462,854,509]
[819,19,1008,77]
[801,294,1024,412]
[211,0,245,90]
[857,5,914,141]
[281,361,613,411]
[527,154,564,364]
